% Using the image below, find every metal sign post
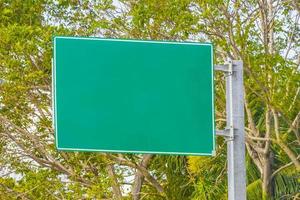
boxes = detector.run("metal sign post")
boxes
[215,60,246,200]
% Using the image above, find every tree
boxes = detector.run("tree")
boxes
[0,0,299,199]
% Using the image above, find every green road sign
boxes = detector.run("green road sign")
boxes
[53,36,215,155]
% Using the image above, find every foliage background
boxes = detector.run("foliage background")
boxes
[0,0,299,199]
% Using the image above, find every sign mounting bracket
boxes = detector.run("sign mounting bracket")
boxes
[214,60,234,141]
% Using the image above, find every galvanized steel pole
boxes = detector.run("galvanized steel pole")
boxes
[226,60,246,200]
[215,60,246,200]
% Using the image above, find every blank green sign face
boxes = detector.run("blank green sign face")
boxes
[53,36,215,155]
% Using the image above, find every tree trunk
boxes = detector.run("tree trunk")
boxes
[262,152,274,200]
[262,109,274,199]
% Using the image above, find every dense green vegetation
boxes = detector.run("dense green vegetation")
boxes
[0,0,299,199]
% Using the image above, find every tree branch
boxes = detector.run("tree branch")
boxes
[132,154,153,200]
[105,154,165,195]
[106,163,122,199]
